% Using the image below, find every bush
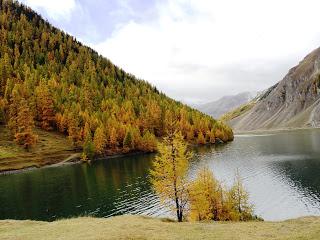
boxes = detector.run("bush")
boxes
[188,168,256,222]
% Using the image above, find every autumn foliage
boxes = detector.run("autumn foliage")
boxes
[150,131,193,222]
[189,168,254,221]
[151,133,255,222]
[0,0,233,156]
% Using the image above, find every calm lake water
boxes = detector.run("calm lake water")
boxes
[0,129,320,221]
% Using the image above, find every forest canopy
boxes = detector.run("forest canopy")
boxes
[0,0,233,157]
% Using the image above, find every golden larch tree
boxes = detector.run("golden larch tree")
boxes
[93,125,106,154]
[35,82,55,130]
[150,131,192,222]
[14,98,38,150]
[227,170,254,221]
[189,167,222,221]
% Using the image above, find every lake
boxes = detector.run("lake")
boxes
[0,129,320,221]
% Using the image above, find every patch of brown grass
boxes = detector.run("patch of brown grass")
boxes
[0,215,319,240]
[0,125,79,172]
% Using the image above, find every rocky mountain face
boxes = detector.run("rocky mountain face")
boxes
[193,92,256,118]
[229,47,320,131]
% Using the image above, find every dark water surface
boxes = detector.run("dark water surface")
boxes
[0,129,320,221]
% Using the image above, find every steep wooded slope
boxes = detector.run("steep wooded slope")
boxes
[0,0,233,159]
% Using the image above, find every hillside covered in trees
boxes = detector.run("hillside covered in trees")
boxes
[0,0,233,161]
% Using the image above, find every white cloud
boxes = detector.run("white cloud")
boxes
[22,0,76,20]
[95,0,320,102]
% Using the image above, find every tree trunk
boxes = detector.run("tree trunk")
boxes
[175,197,181,222]
[179,209,183,222]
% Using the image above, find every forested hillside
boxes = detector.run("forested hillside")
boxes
[0,0,233,160]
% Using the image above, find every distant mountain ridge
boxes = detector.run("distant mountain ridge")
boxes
[227,47,320,131]
[193,92,257,118]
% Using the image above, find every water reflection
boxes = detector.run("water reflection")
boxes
[0,129,319,221]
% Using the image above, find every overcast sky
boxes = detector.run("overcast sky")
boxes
[20,0,320,104]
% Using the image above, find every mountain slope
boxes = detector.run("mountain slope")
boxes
[194,92,256,118]
[0,0,233,163]
[228,47,320,131]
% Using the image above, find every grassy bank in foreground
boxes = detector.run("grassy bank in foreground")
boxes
[0,215,319,240]
[0,125,80,172]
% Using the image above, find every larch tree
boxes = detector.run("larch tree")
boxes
[35,82,55,130]
[123,129,134,150]
[0,0,233,157]
[188,167,222,221]
[197,132,206,145]
[150,131,193,222]
[140,131,157,152]
[109,127,118,150]
[0,97,5,123]
[228,170,253,221]
[14,98,38,150]
[67,112,82,148]
[93,125,106,154]
[82,122,95,160]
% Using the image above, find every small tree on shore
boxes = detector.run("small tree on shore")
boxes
[189,167,222,221]
[189,168,255,222]
[227,170,253,221]
[150,131,193,222]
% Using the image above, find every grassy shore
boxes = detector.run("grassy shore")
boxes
[0,215,319,240]
[0,125,80,172]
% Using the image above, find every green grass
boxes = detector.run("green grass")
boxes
[220,101,256,122]
[0,215,319,240]
[0,125,80,172]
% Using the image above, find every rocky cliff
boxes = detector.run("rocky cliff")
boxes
[229,47,320,131]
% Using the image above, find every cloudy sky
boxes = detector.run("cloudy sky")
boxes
[20,0,320,104]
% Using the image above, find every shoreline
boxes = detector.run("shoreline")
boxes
[0,137,233,175]
[0,150,155,176]
[2,126,319,175]
[234,126,320,135]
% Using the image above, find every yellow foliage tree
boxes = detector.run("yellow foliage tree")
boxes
[150,131,192,222]
[14,98,38,150]
[188,168,255,222]
[189,167,222,221]
[93,125,106,154]
[197,132,206,145]
[227,171,253,221]
[109,127,118,150]
[140,131,157,152]
[35,82,55,130]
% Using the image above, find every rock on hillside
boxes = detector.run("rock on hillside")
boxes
[229,47,320,131]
